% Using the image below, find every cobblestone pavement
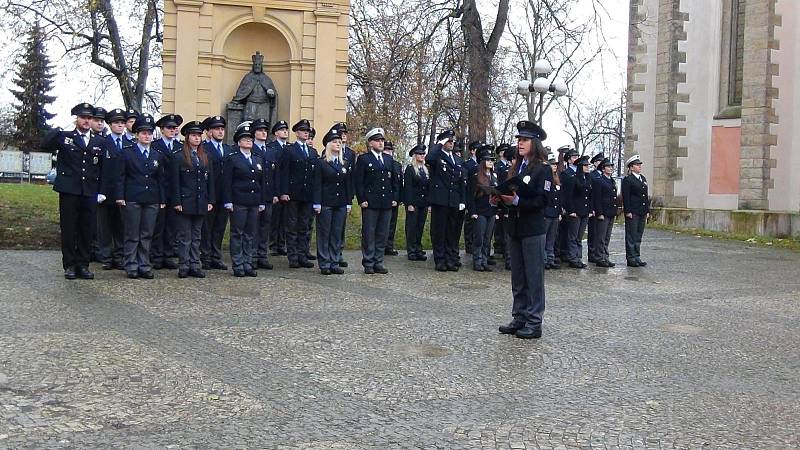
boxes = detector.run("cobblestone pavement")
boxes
[0,229,798,449]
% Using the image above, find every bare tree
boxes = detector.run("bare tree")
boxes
[2,0,163,111]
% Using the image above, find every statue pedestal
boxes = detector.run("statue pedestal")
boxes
[225,102,244,145]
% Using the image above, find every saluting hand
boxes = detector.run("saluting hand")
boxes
[160,204,166,209]
[280,194,290,202]
[272,196,279,204]
[597,214,604,221]
[407,205,415,212]
[116,200,126,207]
[569,212,577,218]
[391,201,397,207]
[626,212,633,219]
[207,204,213,212]
[174,205,183,212]
[361,201,368,208]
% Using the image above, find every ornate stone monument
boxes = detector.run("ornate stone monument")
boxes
[226,51,279,139]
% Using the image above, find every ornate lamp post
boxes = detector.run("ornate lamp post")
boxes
[516,59,568,126]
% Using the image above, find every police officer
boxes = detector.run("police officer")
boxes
[383,140,403,256]
[353,128,399,274]
[279,119,317,268]
[591,158,617,267]
[329,122,355,268]
[115,114,168,279]
[90,107,108,137]
[252,118,279,270]
[492,143,512,261]
[200,115,230,270]
[96,108,129,270]
[44,103,106,279]
[622,155,650,267]
[222,124,268,277]
[151,114,183,270]
[172,121,215,278]
[564,155,593,268]
[403,144,429,261]
[426,130,466,272]
[467,144,498,272]
[312,128,353,275]
[463,140,480,255]
[124,109,138,142]
[586,152,605,263]
[543,153,563,270]
[268,120,290,256]
[557,147,579,263]
[496,120,551,339]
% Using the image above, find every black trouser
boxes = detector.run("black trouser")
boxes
[455,209,465,258]
[405,206,427,258]
[509,233,546,328]
[151,208,177,264]
[472,214,495,267]
[587,216,597,260]
[361,207,391,268]
[385,205,399,251]
[557,217,570,261]
[566,215,589,263]
[316,205,347,269]
[122,202,159,273]
[463,214,474,253]
[176,213,204,270]
[230,205,258,272]
[269,202,286,253]
[255,204,273,263]
[201,203,228,265]
[543,216,559,265]
[430,205,461,267]
[625,213,647,262]
[593,216,614,263]
[58,193,96,270]
[96,201,124,266]
[286,200,312,264]
[493,214,506,256]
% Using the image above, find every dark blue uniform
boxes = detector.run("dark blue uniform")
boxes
[543,176,562,267]
[564,170,592,265]
[622,173,649,265]
[115,143,169,275]
[557,166,576,261]
[463,157,478,254]
[385,158,403,254]
[494,159,512,267]
[403,164,429,260]
[150,138,182,268]
[252,140,279,268]
[222,150,269,274]
[200,140,231,268]
[466,169,498,270]
[267,139,289,255]
[425,144,467,269]
[353,151,400,271]
[591,174,617,265]
[279,140,317,266]
[45,128,105,272]
[587,169,603,261]
[170,148,215,273]
[312,157,353,271]
[95,133,128,269]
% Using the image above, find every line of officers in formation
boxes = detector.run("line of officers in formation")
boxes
[46,103,650,338]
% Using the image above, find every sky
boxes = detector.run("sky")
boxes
[0,0,629,150]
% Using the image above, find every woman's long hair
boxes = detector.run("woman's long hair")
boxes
[552,164,561,186]
[474,160,494,196]
[508,138,547,180]
[324,140,344,165]
[410,154,428,177]
[182,139,208,168]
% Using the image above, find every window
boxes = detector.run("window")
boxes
[717,0,745,118]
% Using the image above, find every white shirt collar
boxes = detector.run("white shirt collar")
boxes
[632,172,642,180]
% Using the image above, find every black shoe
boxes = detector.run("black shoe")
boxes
[417,255,427,261]
[152,261,163,270]
[277,249,288,256]
[483,265,493,272]
[188,269,206,278]
[257,260,273,270]
[447,265,459,272]
[76,267,94,280]
[210,261,228,270]
[515,326,542,339]
[300,260,315,268]
[455,261,463,268]
[126,271,138,279]
[245,269,258,277]
[139,270,155,279]
[545,263,552,270]
[636,259,647,267]
[505,263,512,270]
[289,261,300,268]
[595,261,610,268]
[364,266,375,274]
[102,263,114,270]
[606,261,616,267]
[435,264,447,272]
[64,268,77,280]
[374,265,388,274]
[499,322,524,335]
[330,267,344,275]
[233,270,245,277]
[202,262,212,270]
[550,262,560,270]
[270,250,281,256]
[339,261,348,267]
[178,269,189,278]
[162,259,178,270]
[113,261,125,270]
[320,268,331,275]
[305,253,317,261]
[588,257,598,264]
[569,262,587,269]
[473,265,485,272]
[384,249,399,256]
[486,259,496,266]
[627,260,640,267]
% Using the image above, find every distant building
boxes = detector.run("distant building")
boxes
[626,0,799,236]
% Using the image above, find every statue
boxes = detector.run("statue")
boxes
[231,51,278,126]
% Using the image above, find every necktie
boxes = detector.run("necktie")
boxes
[168,141,173,152]
[519,161,527,175]
[191,150,199,166]
[333,159,340,170]
[419,167,425,179]
[377,153,383,168]
[143,148,149,159]
[116,138,122,151]
[303,144,308,158]
[82,134,89,147]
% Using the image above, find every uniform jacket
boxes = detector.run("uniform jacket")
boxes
[464,158,478,177]
[544,180,563,219]
[425,144,466,207]
[592,174,618,218]
[622,173,650,215]
[506,161,552,238]
[115,143,168,204]
[466,170,498,217]
[403,165,430,208]
[278,140,318,202]
[389,158,403,204]
[221,151,269,207]
[203,140,231,204]
[564,171,593,217]
[312,157,353,208]
[353,151,399,209]
[45,128,105,197]
[170,149,215,215]
[100,134,127,200]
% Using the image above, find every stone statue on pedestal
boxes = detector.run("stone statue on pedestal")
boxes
[226,51,278,141]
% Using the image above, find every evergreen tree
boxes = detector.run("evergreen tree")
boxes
[10,22,56,151]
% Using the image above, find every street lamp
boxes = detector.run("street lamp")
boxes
[516,59,568,125]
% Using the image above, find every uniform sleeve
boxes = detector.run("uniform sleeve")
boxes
[392,161,401,203]
[621,176,631,214]
[403,166,415,206]
[466,173,477,215]
[278,146,289,196]
[353,156,366,204]
[591,177,603,216]
[114,152,126,202]
[261,157,269,206]
[345,162,354,204]
[169,154,181,207]
[311,161,322,206]
[206,159,216,205]
[158,155,167,205]
[516,166,550,212]
[221,156,233,205]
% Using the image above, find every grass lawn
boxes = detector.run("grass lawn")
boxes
[0,182,436,251]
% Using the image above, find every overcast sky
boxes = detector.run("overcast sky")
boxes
[1,0,629,149]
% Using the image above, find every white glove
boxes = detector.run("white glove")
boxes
[458,203,465,211]
[97,194,106,204]
[346,205,352,212]
[224,203,233,210]
[258,205,266,212]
